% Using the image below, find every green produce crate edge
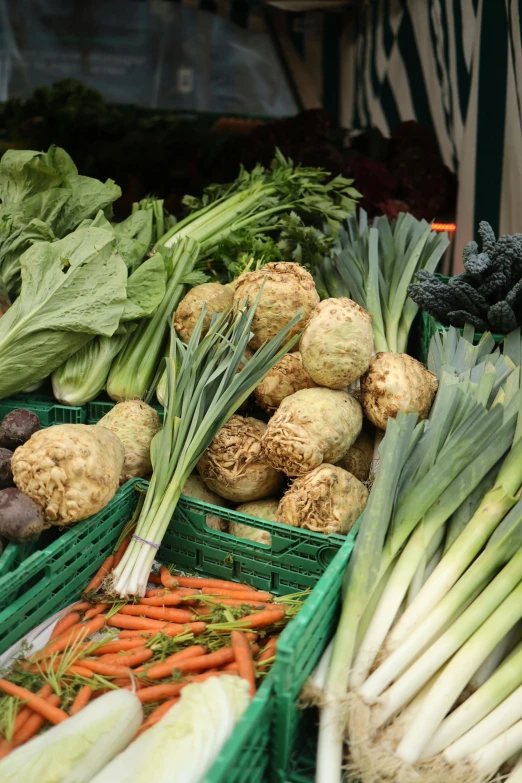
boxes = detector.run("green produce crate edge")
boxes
[271,534,355,783]
[0,395,86,428]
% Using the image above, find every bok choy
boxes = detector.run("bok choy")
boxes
[0,689,142,782]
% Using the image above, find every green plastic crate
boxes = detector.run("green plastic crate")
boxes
[0,480,337,783]
[0,479,142,638]
[271,534,355,783]
[87,397,163,424]
[0,539,40,579]
[0,395,86,428]
[162,496,347,595]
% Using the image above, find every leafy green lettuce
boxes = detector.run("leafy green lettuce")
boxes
[0,146,121,294]
[0,227,129,397]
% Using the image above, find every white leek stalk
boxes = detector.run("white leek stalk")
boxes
[91,675,250,783]
[0,689,142,783]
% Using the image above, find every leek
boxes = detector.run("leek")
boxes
[0,689,142,782]
[113,289,302,597]
[316,325,522,783]
[317,210,450,352]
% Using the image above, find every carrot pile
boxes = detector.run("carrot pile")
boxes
[0,545,303,756]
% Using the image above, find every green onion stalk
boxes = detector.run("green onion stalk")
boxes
[318,210,450,353]
[316,326,522,783]
[112,292,302,597]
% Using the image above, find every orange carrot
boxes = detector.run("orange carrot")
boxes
[139,594,181,607]
[113,535,131,568]
[202,588,273,601]
[84,555,114,593]
[13,694,61,747]
[39,615,107,657]
[92,639,146,655]
[12,684,52,734]
[231,630,256,696]
[145,587,171,597]
[221,662,239,672]
[50,612,81,639]
[201,597,269,609]
[119,604,193,623]
[173,575,261,591]
[101,648,153,668]
[235,607,285,629]
[148,573,163,585]
[25,660,94,679]
[71,601,93,612]
[78,659,133,677]
[0,738,12,758]
[174,648,235,674]
[136,671,228,703]
[143,645,207,679]
[0,681,67,725]
[257,637,277,669]
[106,614,170,631]
[137,698,179,735]
[84,603,110,620]
[160,566,176,588]
[117,621,207,639]
[70,685,93,716]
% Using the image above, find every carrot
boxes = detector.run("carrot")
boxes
[92,639,146,655]
[145,587,171,597]
[231,630,256,696]
[84,603,110,620]
[12,684,52,734]
[119,604,193,623]
[136,671,228,703]
[71,601,93,612]
[137,682,184,702]
[245,632,259,642]
[25,660,94,679]
[160,566,176,588]
[84,555,114,593]
[50,611,81,639]
[70,685,93,716]
[257,636,277,669]
[173,575,261,591]
[202,588,273,602]
[106,615,169,631]
[0,681,68,725]
[0,738,12,758]
[143,645,207,680]
[221,662,239,672]
[235,606,286,629]
[13,694,61,747]
[39,615,107,657]
[78,659,134,677]
[139,594,181,607]
[101,648,153,667]
[137,698,179,735]
[148,573,163,585]
[201,597,269,609]
[117,621,207,639]
[113,535,131,568]
[174,648,235,674]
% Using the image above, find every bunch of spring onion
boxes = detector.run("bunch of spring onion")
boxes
[316,210,450,353]
[112,293,302,597]
[316,325,522,783]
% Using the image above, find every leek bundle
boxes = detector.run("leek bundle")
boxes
[113,291,302,597]
[317,326,522,783]
[317,210,450,353]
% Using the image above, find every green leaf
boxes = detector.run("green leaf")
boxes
[122,252,167,321]
[0,226,127,397]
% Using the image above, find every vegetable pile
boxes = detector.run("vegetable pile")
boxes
[0,533,304,780]
[314,325,522,783]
